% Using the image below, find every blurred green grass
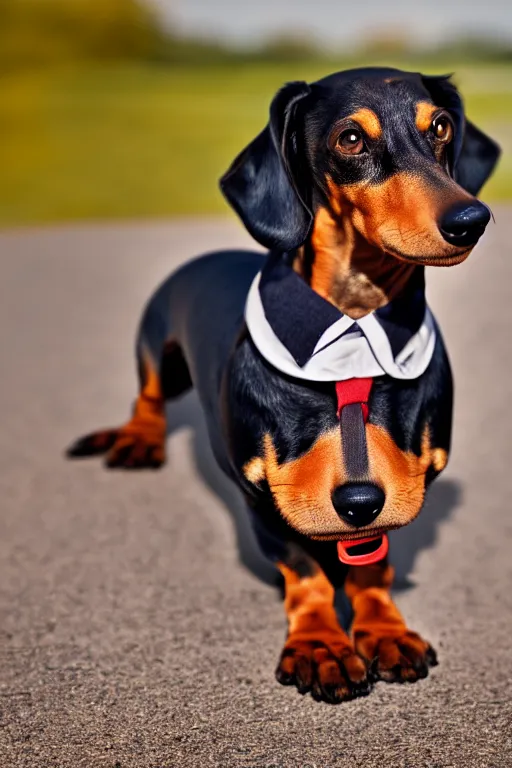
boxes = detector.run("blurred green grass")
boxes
[0,60,511,227]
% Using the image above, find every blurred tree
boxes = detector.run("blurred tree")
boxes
[0,0,167,69]
[432,35,512,63]
[0,0,509,73]
[258,33,321,63]
[360,28,412,58]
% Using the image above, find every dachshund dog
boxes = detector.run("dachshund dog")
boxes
[68,68,500,704]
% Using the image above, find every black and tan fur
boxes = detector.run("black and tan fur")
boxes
[68,68,499,704]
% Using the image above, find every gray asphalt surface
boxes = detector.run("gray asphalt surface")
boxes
[0,216,511,768]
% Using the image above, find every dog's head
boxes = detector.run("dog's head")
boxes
[221,67,500,267]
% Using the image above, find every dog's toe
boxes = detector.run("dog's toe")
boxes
[106,436,165,470]
[66,429,118,458]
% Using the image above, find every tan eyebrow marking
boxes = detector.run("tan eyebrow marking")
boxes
[415,101,438,132]
[349,108,382,140]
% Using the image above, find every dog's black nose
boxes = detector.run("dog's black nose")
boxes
[331,482,385,528]
[439,201,490,247]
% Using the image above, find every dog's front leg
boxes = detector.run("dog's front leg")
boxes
[275,552,370,703]
[345,559,438,683]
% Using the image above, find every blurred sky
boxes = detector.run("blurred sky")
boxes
[149,0,512,47]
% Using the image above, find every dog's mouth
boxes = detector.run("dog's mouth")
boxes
[381,240,472,266]
[337,533,389,566]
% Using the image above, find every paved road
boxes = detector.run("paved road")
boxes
[0,216,511,768]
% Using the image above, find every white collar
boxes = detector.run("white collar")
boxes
[245,271,437,382]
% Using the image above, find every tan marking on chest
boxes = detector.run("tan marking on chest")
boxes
[431,447,448,472]
[243,455,266,484]
[308,201,414,317]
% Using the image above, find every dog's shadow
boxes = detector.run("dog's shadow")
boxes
[166,391,462,593]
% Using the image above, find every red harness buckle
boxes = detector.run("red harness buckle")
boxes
[335,377,372,422]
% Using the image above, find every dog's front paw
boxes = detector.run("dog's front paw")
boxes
[276,635,371,704]
[355,629,438,684]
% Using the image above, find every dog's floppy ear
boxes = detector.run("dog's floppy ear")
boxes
[421,74,500,195]
[220,81,313,251]
[454,120,501,196]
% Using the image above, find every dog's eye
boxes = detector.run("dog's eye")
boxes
[336,128,365,155]
[430,114,453,144]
